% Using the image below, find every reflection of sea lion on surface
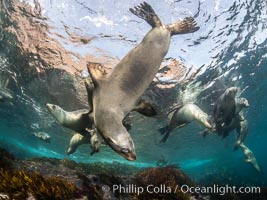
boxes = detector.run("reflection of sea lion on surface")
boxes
[32,131,51,143]
[87,2,199,160]
[159,103,212,143]
[239,143,261,172]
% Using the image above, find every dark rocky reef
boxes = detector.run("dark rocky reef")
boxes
[0,148,199,200]
[1,148,267,200]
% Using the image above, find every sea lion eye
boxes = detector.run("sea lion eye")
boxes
[52,105,56,109]
[121,148,129,154]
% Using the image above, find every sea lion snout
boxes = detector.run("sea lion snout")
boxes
[46,103,56,111]
[107,136,136,161]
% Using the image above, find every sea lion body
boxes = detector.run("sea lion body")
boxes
[88,2,199,160]
[46,103,93,132]
[160,103,212,142]
[67,130,101,155]
[67,133,90,155]
[0,88,13,101]
[213,87,238,126]
[239,143,260,172]
[46,103,101,155]
[32,131,51,143]
[233,118,248,150]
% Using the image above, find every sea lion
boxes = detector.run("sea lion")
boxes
[87,2,199,160]
[159,103,212,143]
[46,103,101,155]
[233,118,248,150]
[46,103,94,132]
[32,131,51,143]
[239,143,260,172]
[67,130,101,155]
[0,76,13,102]
[201,97,249,138]
[213,87,238,130]
[217,97,249,138]
[0,88,13,101]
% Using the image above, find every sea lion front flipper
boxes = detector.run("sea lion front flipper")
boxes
[166,17,199,36]
[129,2,162,28]
[84,77,94,110]
[133,99,158,117]
[122,114,132,131]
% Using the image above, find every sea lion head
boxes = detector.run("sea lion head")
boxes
[46,103,64,118]
[240,98,249,108]
[225,87,238,98]
[107,133,136,161]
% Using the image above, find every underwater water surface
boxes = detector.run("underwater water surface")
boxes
[0,0,267,191]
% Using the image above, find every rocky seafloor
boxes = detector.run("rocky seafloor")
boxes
[0,148,266,200]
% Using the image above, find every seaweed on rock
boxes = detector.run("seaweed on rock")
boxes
[0,168,80,200]
[134,166,195,200]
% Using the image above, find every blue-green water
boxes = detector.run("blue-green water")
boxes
[1,0,267,187]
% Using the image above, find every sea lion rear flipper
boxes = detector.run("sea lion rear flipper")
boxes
[167,17,199,36]
[159,127,172,143]
[129,2,162,28]
[160,130,171,143]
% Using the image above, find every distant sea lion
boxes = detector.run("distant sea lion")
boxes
[0,76,13,102]
[0,88,13,102]
[67,130,101,155]
[88,2,199,160]
[239,143,260,172]
[217,97,249,138]
[32,131,51,143]
[213,87,238,129]
[233,118,248,150]
[159,103,212,143]
[201,97,249,138]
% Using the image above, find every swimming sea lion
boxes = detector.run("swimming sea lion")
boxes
[213,87,238,130]
[32,131,51,143]
[0,88,13,102]
[87,2,199,160]
[239,143,260,172]
[201,97,249,138]
[67,130,101,155]
[46,103,94,133]
[233,118,248,150]
[217,97,249,138]
[159,103,212,143]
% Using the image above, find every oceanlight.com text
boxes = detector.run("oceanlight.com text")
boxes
[108,184,261,196]
[180,184,261,196]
